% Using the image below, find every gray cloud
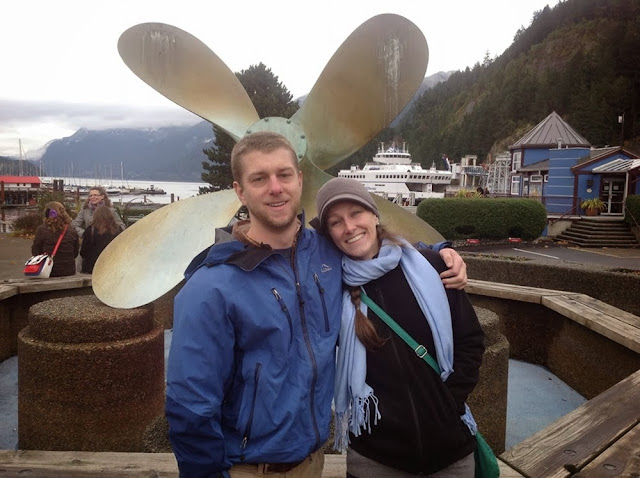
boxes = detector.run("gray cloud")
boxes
[0,99,201,158]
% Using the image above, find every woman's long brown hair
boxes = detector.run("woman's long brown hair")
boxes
[349,224,405,350]
[92,206,121,235]
[43,201,72,234]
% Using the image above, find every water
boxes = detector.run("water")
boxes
[46,177,209,206]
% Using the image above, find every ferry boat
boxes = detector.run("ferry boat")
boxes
[338,142,453,206]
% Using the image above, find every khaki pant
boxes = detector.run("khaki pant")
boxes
[229,449,324,477]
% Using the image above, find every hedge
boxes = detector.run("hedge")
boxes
[416,198,547,240]
[625,195,640,227]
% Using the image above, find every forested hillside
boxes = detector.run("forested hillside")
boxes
[400,0,640,168]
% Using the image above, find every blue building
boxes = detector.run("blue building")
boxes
[509,111,640,217]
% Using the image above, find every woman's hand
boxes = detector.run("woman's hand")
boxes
[438,248,467,289]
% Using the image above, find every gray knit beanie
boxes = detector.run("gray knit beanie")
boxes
[315,177,379,232]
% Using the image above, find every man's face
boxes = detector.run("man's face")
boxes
[233,147,302,234]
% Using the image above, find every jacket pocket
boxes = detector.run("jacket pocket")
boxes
[271,288,293,344]
[313,273,330,333]
[241,362,262,450]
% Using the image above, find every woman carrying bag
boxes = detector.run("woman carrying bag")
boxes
[314,178,497,477]
[31,202,79,277]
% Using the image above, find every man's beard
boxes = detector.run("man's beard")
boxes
[250,199,300,233]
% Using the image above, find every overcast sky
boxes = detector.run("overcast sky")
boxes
[1,0,560,158]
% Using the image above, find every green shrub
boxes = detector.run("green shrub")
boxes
[11,213,42,235]
[416,198,547,240]
[625,195,640,227]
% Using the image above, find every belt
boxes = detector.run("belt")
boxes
[261,459,305,473]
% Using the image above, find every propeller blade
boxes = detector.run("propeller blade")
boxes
[292,14,428,170]
[92,190,241,309]
[299,159,444,245]
[118,23,259,140]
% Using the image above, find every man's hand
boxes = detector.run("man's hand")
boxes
[438,248,467,289]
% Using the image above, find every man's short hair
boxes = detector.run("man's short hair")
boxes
[231,132,299,183]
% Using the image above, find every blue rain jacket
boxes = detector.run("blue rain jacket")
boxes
[166,220,343,477]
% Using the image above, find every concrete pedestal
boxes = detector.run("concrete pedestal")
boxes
[468,306,509,454]
[18,295,164,451]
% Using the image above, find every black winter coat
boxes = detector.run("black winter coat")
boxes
[349,248,485,475]
[80,226,120,273]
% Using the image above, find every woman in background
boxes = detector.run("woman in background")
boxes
[31,201,79,277]
[72,186,125,236]
[80,205,122,273]
[315,177,485,478]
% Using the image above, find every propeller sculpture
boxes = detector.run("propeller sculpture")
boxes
[93,14,444,309]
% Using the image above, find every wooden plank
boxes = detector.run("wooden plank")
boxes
[573,423,640,477]
[501,369,640,478]
[0,451,522,477]
[467,279,566,304]
[0,450,178,477]
[542,295,640,354]
[16,276,92,294]
[569,295,640,329]
[0,285,18,301]
[498,458,527,477]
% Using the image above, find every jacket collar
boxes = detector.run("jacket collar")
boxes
[184,212,308,278]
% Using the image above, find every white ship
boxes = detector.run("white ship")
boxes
[338,142,453,206]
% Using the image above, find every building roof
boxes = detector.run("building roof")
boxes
[572,146,639,172]
[518,158,549,172]
[510,111,590,149]
[0,175,41,184]
[592,158,640,173]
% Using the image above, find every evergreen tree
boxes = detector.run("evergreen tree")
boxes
[200,63,299,193]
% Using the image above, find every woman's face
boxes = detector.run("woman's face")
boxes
[88,189,104,206]
[326,201,379,260]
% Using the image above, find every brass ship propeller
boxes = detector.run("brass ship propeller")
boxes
[93,14,444,309]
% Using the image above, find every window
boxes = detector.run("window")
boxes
[530,175,543,182]
[543,174,549,182]
[511,176,520,195]
[512,152,522,172]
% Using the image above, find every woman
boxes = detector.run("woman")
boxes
[31,201,79,277]
[72,186,125,236]
[80,205,122,273]
[315,177,485,477]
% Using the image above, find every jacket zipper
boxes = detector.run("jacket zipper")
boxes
[241,362,262,450]
[291,242,322,449]
[271,288,294,344]
[313,273,330,332]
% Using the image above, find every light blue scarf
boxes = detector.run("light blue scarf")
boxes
[333,238,477,451]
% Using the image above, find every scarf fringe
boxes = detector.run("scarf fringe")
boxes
[333,393,380,452]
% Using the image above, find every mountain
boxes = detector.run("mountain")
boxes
[40,121,215,182]
[401,0,640,165]
[36,70,450,183]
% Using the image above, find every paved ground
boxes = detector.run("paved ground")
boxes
[0,234,33,281]
[456,240,640,271]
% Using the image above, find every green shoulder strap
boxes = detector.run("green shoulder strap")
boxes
[360,291,442,375]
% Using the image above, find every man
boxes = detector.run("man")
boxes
[166,132,467,477]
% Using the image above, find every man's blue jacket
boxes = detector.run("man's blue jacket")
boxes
[166,220,343,477]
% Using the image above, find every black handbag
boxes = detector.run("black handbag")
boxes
[360,291,500,478]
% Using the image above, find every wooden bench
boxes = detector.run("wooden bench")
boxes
[467,279,640,354]
[0,451,524,477]
[501,368,640,477]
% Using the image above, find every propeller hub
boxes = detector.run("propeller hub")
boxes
[245,117,308,163]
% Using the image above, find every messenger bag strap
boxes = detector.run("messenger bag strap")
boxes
[360,290,442,375]
[51,224,69,258]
